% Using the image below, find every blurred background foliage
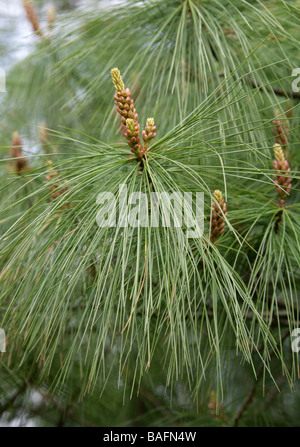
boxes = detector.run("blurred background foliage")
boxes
[0,0,300,427]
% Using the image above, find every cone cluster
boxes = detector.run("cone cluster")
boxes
[111,68,157,158]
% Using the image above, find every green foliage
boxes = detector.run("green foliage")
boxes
[0,0,300,427]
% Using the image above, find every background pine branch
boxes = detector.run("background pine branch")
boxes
[0,0,300,427]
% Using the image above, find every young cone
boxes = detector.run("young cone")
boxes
[23,0,42,36]
[273,143,291,207]
[111,68,141,155]
[210,190,227,242]
[273,111,289,148]
[124,119,141,153]
[9,132,28,174]
[142,118,157,143]
[47,5,56,27]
